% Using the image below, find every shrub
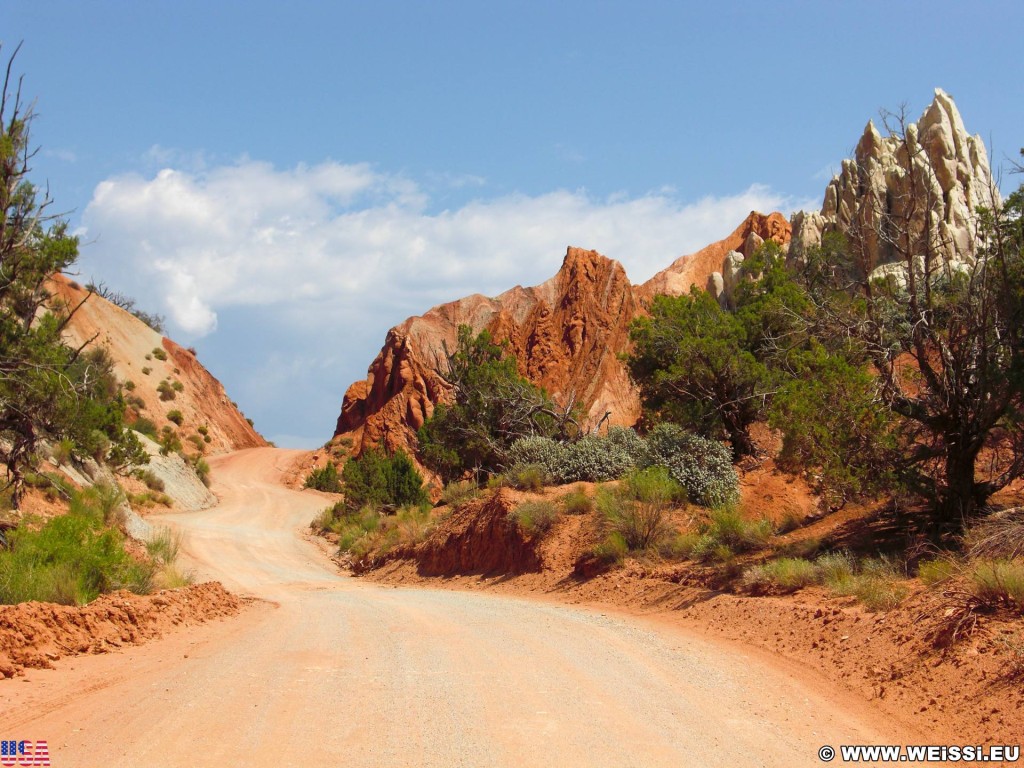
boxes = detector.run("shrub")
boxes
[53,438,75,465]
[743,557,818,591]
[823,555,907,611]
[133,416,159,440]
[146,526,181,565]
[341,448,428,512]
[507,436,567,478]
[191,457,211,487]
[441,479,479,508]
[643,423,738,507]
[591,531,628,566]
[559,435,636,483]
[605,426,651,465]
[560,486,593,515]
[595,468,681,553]
[0,488,153,604]
[704,508,772,551]
[159,427,182,456]
[503,463,548,491]
[141,366,151,376]
[965,509,1024,560]
[815,551,855,586]
[187,434,205,452]
[197,425,209,436]
[124,380,136,391]
[136,469,165,492]
[510,500,559,536]
[152,347,167,361]
[166,409,184,426]
[157,380,176,401]
[305,462,342,493]
[172,380,184,392]
[969,559,1024,606]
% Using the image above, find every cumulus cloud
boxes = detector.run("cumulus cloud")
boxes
[79,156,808,445]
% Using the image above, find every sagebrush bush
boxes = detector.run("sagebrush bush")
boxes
[643,423,738,507]
[507,436,567,478]
[511,500,560,536]
[559,435,637,483]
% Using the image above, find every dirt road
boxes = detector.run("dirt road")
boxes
[1,448,918,767]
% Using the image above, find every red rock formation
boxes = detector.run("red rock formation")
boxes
[335,212,790,457]
[638,211,791,302]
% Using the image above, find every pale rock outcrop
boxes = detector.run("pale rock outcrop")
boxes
[790,89,997,277]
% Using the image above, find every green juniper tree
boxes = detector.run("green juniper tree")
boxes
[0,45,145,507]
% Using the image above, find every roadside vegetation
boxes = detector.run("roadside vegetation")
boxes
[0,485,190,605]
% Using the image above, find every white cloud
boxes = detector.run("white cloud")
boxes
[79,158,807,444]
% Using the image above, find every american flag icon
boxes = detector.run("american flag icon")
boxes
[0,740,50,766]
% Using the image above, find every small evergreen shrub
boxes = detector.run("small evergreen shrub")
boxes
[157,380,176,401]
[305,462,342,493]
[152,347,167,361]
[132,416,159,440]
[341,448,428,512]
[166,409,184,426]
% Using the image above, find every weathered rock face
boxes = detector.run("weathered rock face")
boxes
[336,246,642,455]
[52,274,266,454]
[638,211,791,303]
[335,212,791,457]
[790,88,997,274]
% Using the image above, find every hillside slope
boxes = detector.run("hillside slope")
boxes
[52,274,266,454]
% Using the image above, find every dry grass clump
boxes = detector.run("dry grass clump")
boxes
[510,500,559,536]
[560,486,593,516]
[742,550,908,611]
[965,507,1024,560]
[440,480,479,509]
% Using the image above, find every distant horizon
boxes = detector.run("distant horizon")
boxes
[6,1,1023,447]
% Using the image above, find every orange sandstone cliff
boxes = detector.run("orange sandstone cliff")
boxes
[334,212,790,457]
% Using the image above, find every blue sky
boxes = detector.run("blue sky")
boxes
[5,1,1024,447]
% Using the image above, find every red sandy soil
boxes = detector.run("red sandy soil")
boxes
[357,484,1024,750]
[0,582,243,678]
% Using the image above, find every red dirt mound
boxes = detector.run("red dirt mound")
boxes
[0,582,243,678]
[372,489,543,577]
